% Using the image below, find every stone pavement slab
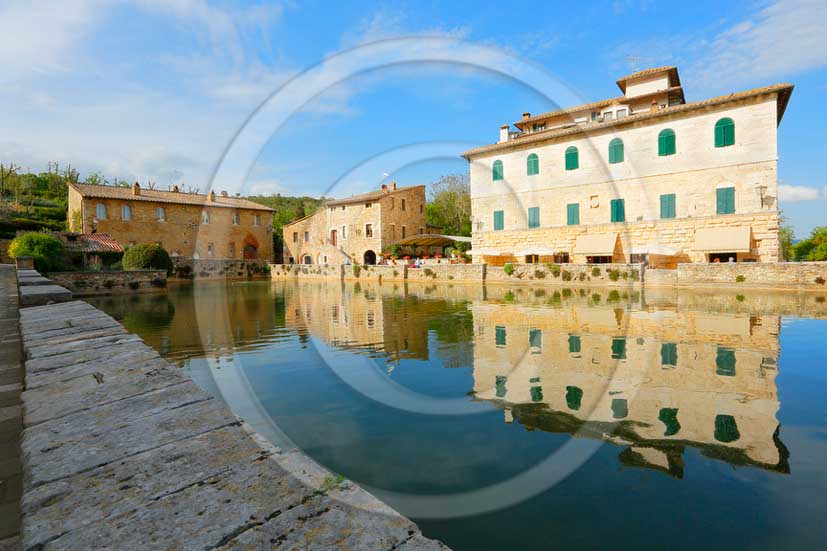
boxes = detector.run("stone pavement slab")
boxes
[18,286,72,307]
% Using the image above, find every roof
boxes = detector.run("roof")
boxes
[69,183,274,211]
[616,65,679,92]
[325,184,425,207]
[463,83,793,158]
[57,232,124,254]
[393,234,471,247]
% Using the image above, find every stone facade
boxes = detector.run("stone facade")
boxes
[48,270,167,296]
[282,183,428,265]
[67,183,274,261]
[171,258,269,280]
[464,66,792,266]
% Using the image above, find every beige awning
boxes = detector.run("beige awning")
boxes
[694,227,751,253]
[467,248,504,256]
[513,246,559,256]
[628,244,678,256]
[574,233,618,256]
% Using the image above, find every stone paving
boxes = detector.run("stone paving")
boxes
[14,298,451,550]
[0,266,22,551]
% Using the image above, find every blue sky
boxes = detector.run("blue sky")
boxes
[2,0,826,236]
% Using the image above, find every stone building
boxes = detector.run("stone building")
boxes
[67,183,274,260]
[282,182,427,265]
[462,66,794,266]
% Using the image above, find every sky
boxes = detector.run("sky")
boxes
[1,0,826,236]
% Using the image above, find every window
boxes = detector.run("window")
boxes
[121,205,132,221]
[567,203,580,225]
[616,109,627,119]
[401,198,406,211]
[253,214,260,226]
[207,243,214,257]
[565,146,579,170]
[660,194,676,219]
[156,207,166,222]
[530,385,543,403]
[716,347,736,376]
[303,231,309,243]
[714,415,740,443]
[492,160,504,181]
[603,111,614,121]
[201,210,209,224]
[95,203,107,220]
[493,210,504,231]
[610,199,625,223]
[566,386,583,411]
[341,225,347,239]
[495,326,506,347]
[365,202,372,208]
[716,187,735,214]
[526,153,539,176]
[658,128,676,156]
[661,343,678,366]
[529,329,542,352]
[608,138,624,164]
[229,243,235,258]
[495,375,507,398]
[611,338,627,360]
[402,226,406,238]
[611,398,628,419]
[419,227,424,235]
[233,212,240,225]
[365,223,373,238]
[714,117,735,147]
[527,207,540,229]
[659,408,681,436]
[568,334,581,354]
[292,232,298,243]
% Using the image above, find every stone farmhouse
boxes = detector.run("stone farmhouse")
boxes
[462,66,793,267]
[282,182,428,265]
[67,183,274,260]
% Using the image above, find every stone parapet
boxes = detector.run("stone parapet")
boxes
[172,258,269,280]
[48,270,167,296]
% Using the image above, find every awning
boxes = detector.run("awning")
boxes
[627,244,678,256]
[574,233,618,256]
[467,248,504,256]
[694,227,751,253]
[393,234,471,247]
[513,246,560,257]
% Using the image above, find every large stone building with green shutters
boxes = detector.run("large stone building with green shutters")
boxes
[462,66,793,267]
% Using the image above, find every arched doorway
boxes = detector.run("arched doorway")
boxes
[363,250,376,265]
[242,233,259,259]
[302,255,312,264]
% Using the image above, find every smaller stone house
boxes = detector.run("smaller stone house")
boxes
[282,182,427,265]
[67,183,274,260]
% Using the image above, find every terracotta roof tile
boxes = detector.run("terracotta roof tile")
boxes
[57,232,125,253]
[325,185,425,207]
[69,183,274,211]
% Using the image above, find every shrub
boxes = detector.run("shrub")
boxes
[545,263,561,277]
[735,275,746,283]
[503,263,515,276]
[352,264,361,278]
[534,269,546,279]
[561,270,573,281]
[423,268,435,278]
[122,244,174,275]
[608,269,621,281]
[591,267,601,277]
[504,290,515,302]
[8,232,64,272]
[630,269,640,282]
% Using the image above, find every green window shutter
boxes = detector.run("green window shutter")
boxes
[716,347,736,376]
[611,398,628,419]
[527,153,539,176]
[660,194,676,219]
[714,414,740,443]
[495,375,507,398]
[565,146,579,170]
[611,338,626,359]
[658,408,681,436]
[530,386,544,403]
[658,129,676,156]
[568,334,581,353]
[611,199,625,223]
[566,386,583,410]
[529,329,542,350]
[528,207,540,228]
[493,210,504,230]
[715,118,735,147]
[493,160,503,181]
[566,203,580,225]
[495,326,506,347]
[660,343,678,365]
[716,187,735,214]
[609,138,624,164]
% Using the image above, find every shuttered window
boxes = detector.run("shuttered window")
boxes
[527,207,540,228]
[565,146,579,170]
[527,153,539,176]
[568,334,581,353]
[658,128,676,156]
[611,398,628,419]
[660,194,676,219]
[608,138,624,164]
[716,347,736,376]
[716,187,735,214]
[529,329,542,352]
[495,326,506,347]
[493,210,504,231]
[611,338,627,359]
[567,203,580,225]
[495,376,507,398]
[661,343,678,366]
[566,386,583,410]
[715,117,735,147]
[492,160,504,181]
[714,414,740,443]
[659,408,681,436]
[530,385,544,402]
[610,199,625,223]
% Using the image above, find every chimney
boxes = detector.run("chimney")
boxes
[499,124,510,143]
[209,190,216,202]
[522,112,531,120]
[390,181,397,190]
[131,182,140,196]
[172,185,180,193]
[381,183,388,190]
[220,190,228,197]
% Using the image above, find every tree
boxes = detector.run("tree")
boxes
[0,162,20,198]
[8,232,65,272]
[779,213,795,261]
[426,173,471,237]
[122,244,174,275]
[791,226,827,261]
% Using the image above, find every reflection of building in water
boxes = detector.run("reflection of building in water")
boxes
[472,302,787,477]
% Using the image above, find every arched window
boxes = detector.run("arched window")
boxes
[156,207,166,221]
[232,212,240,225]
[95,203,107,220]
[658,128,676,156]
[608,138,624,164]
[714,117,735,147]
[121,205,132,220]
[492,160,503,181]
[526,153,539,176]
[201,210,210,224]
[565,146,579,170]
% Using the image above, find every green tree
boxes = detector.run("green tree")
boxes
[792,226,827,261]
[778,213,795,261]
[122,244,174,275]
[426,173,471,237]
[8,232,64,272]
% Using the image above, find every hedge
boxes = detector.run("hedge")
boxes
[122,244,174,275]
[8,232,64,272]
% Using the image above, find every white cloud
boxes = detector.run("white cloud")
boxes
[778,184,823,202]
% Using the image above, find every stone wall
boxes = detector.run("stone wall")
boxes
[645,268,678,286]
[271,264,343,280]
[0,238,11,264]
[675,262,827,290]
[406,263,485,283]
[48,270,167,296]
[171,258,269,280]
[486,263,642,286]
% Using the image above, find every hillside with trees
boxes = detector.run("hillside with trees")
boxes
[0,162,75,238]
[245,194,326,261]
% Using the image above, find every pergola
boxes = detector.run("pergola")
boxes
[392,234,471,248]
